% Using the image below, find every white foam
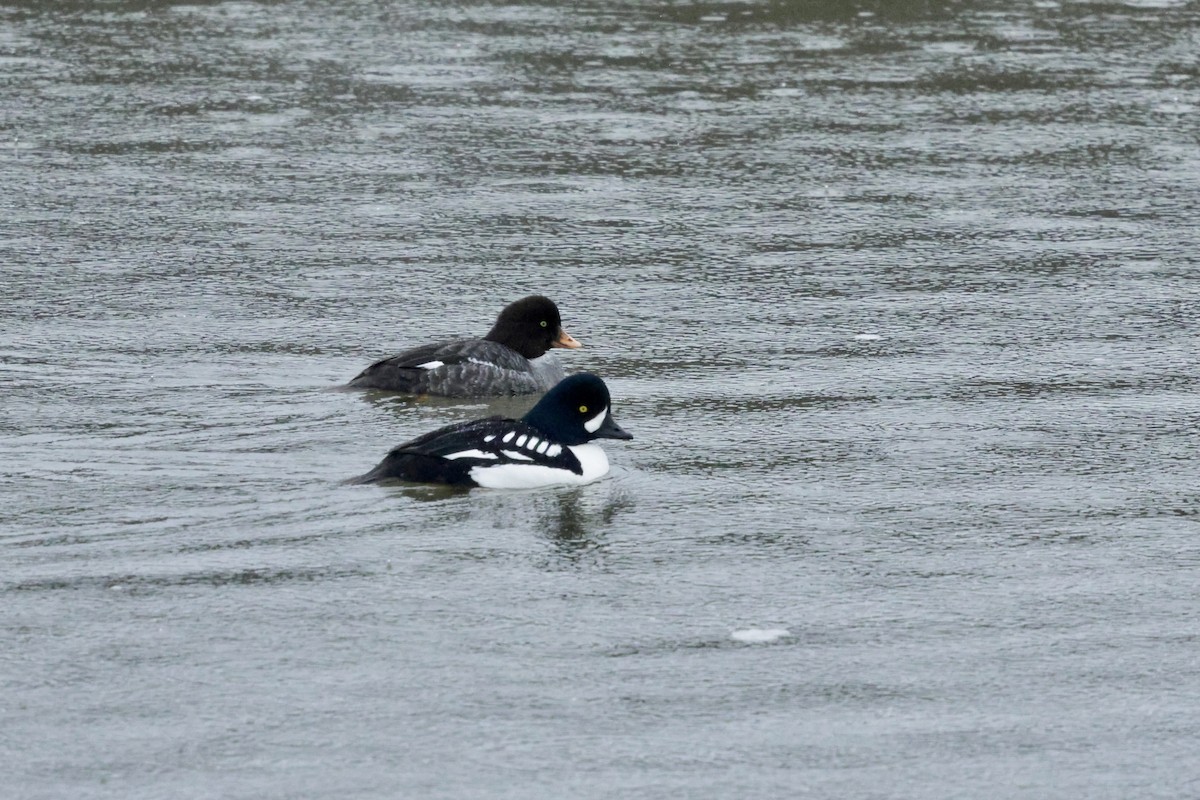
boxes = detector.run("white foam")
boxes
[854,333,882,341]
[1154,102,1196,115]
[730,628,791,644]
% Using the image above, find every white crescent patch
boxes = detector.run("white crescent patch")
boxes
[416,361,444,370]
[583,407,607,434]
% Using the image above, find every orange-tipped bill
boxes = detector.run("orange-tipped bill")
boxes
[553,328,583,349]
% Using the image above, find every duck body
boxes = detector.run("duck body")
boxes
[353,373,631,489]
[347,339,565,397]
[347,295,579,397]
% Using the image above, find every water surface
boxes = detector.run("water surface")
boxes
[3,1,1200,797]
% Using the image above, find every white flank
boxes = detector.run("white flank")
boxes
[444,449,498,461]
[416,360,445,369]
[501,450,534,461]
[570,444,610,481]
[583,407,608,433]
[469,444,610,489]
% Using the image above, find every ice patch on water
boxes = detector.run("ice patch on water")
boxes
[854,333,883,341]
[923,41,976,55]
[731,628,791,644]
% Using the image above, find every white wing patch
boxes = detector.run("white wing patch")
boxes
[415,360,445,370]
[547,444,562,457]
[483,434,495,443]
[444,449,498,461]
[516,435,528,447]
[536,441,550,454]
[502,431,516,443]
[501,450,534,461]
[583,407,608,434]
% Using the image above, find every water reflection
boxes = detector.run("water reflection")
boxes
[373,482,470,502]
[356,388,539,424]
[538,485,634,560]
[5,0,1200,796]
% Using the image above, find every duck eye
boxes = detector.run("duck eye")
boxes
[579,405,588,413]
[540,320,547,328]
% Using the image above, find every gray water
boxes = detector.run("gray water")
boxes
[4,0,1200,797]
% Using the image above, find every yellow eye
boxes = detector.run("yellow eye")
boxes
[579,405,588,413]
[540,320,547,328]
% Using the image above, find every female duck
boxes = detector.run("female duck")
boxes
[347,295,581,396]
[352,373,632,489]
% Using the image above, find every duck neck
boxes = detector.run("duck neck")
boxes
[485,323,547,359]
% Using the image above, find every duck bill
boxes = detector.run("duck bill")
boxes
[552,328,583,349]
[595,413,632,440]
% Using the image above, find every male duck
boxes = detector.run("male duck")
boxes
[347,295,581,396]
[352,373,632,488]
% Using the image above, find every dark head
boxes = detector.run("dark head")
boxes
[522,373,632,446]
[483,295,582,360]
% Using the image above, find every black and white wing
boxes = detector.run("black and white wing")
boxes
[348,339,545,396]
[352,418,582,486]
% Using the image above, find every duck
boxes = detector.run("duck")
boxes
[347,295,582,396]
[352,373,632,488]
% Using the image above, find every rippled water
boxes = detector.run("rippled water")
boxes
[4,1,1200,797]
